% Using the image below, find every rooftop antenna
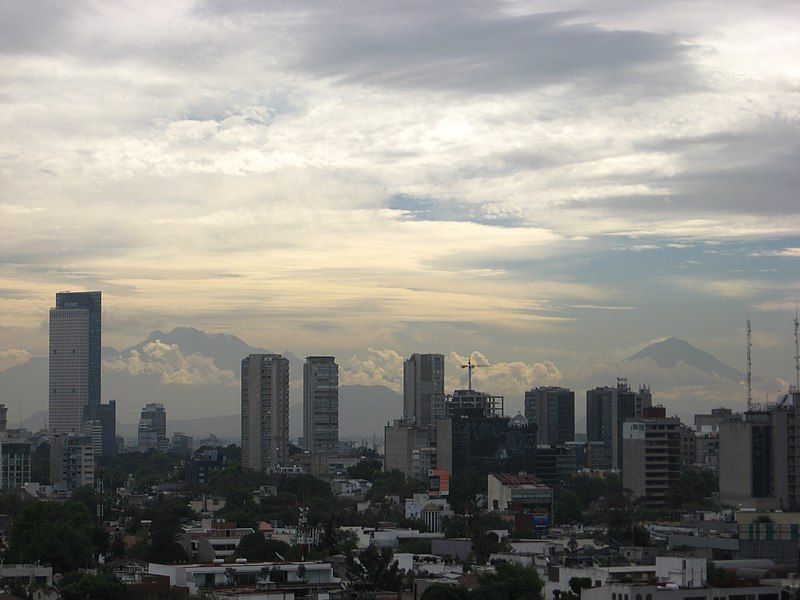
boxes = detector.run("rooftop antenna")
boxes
[746,313,752,411]
[793,302,799,393]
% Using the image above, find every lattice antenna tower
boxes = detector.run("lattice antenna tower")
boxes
[746,314,752,411]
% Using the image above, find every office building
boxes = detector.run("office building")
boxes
[403,353,445,427]
[586,379,640,470]
[241,354,290,472]
[534,445,577,489]
[0,441,31,490]
[97,400,117,457]
[303,356,339,454]
[49,305,89,434]
[436,393,536,477]
[138,403,167,452]
[524,386,575,446]
[622,417,682,507]
[50,434,95,491]
[48,292,101,434]
[719,392,800,510]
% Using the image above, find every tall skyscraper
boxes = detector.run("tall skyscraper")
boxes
[524,386,575,446]
[138,403,167,452]
[49,305,89,434]
[303,356,339,454]
[242,354,290,472]
[586,381,638,470]
[403,353,445,427]
[55,292,101,413]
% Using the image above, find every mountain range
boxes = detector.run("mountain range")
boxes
[626,336,745,382]
[0,328,748,440]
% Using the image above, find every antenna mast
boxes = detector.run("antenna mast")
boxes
[793,303,799,393]
[746,316,752,411]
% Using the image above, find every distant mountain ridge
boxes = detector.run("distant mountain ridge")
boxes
[3,327,400,439]
[626,337,744,381]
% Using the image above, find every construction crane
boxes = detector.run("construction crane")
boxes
[461,356,490,391]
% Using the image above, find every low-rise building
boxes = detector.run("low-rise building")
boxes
[148,561,341,596]
[182,520,255,561]
[487,473,553,535]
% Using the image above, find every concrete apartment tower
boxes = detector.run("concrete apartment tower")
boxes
[303,356,339,454]
[242,354,290,472]
[524,386,575,446]
[403,353,445,427]
[622,416,682,507]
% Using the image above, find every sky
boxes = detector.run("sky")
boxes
[1,0,799,414]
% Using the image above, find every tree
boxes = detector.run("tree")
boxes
[347,458,383,482]
[6,501,98,572]
[346,545,402,592]
[72,485,100,516]
[421,584,470,600]
[59,570,127,600]
[235,534,295,562]
[473,563,544,600]
[147,504,190,564]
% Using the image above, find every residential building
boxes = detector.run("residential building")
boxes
[404,492,454,533]
[695,432,720,470]
[169,432,194,457]
[188,447,226,486]
[384,419,436,479]
[622,417,681,507]
[586,379,640,470]
[241,354,290,472]
[182,520,255,561]
[303,356,339,454]
[487,473,553,535]
[147,560,342,597]
[0,441,31,489]
[50,434,94,491]
[695,407,736,433]
[524,386,575,446]
[719,393,800,510]
[679,423,696,469]
[138,403,167,452]
[403,353,445,427]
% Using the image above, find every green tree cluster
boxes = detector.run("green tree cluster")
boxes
[421,563,544,600]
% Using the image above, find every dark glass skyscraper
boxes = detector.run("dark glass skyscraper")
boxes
[55,291,101,420]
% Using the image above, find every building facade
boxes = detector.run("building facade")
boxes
[524,386,575,446]
[586,380,640,470]
[51,291,101,425]
[303,356,339,454]
[0,441,31,490]
[138,403,167,452]
[241,354,290,472]
[49,307,89,434]
[50,434,95,491]
[719,393,800,510]
[622,417,682,507]
[403,354,445,427]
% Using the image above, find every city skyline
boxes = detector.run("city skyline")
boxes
[0,2,798,405]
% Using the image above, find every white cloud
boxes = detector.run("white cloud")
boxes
[0,348,31,371]
[103,340,237,386]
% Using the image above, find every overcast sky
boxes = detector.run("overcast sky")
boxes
[1,1,798,409]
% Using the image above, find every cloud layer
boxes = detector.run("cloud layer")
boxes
[0,0,798,393]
